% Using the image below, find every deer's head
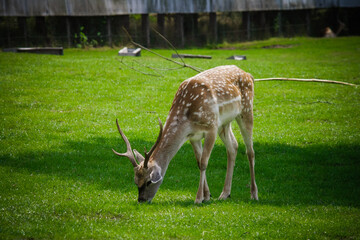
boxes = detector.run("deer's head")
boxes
[112,119,163,203]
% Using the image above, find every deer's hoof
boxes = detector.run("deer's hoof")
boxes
[203,192,211,202]
[251,191,258,201]
[218,192,231,200]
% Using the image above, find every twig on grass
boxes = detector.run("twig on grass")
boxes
[132,59,185,72]
[254,77,357,87]
[287,100,334,105]
[116,58,163,77]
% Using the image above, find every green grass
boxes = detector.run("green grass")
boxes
[1,37,360,239]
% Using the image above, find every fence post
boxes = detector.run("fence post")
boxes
[141,14,150,47]
[247,12,251,41]
[157,14,165,47]
[157,14,165,36]
[191,13,199,45]
[209,12,217,43]
[35,17,47,46]
[66,17,71,47]
[175,14,184,47]
[19,17,28,47]
[107,16,112,47]
[306,10,311,36]
[277,11,283,37]
[6,18,11,47]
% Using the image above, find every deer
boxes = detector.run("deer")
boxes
[113,65,258,204]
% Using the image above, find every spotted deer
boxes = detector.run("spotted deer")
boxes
[113,65,258,203]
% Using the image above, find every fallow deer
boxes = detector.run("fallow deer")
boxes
[113,65,258,203]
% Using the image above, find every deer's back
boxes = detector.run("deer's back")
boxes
[167,65,254,131]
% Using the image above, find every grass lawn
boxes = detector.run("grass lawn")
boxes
[0,37,360,239]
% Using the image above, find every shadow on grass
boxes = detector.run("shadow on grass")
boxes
[1,137,359,207]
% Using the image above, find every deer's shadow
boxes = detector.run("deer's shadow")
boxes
[1,136,359,207]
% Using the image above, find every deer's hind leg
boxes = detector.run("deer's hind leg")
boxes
[236,112,258,200]
[218,123,238,200]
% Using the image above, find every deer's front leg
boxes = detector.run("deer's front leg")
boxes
[191,140,210,202]
[195,131,216,204]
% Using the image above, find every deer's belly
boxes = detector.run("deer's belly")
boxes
[217,97,242,126]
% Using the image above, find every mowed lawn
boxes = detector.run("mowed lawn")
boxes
[0,37,360,239]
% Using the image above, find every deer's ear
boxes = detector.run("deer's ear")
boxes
[133,149,145,163]
[150,165,162,184]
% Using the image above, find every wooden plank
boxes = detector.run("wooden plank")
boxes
[3,47,64,55]
[172,53,212,59]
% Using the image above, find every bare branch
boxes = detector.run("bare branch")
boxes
[152,27,186,65]
[122,27,203,73]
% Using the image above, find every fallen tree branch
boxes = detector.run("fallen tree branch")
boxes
[119,28,357,87]
[254,78,357,87]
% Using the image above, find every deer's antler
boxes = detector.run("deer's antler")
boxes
[112,119,139,167]
[144,118,163,168]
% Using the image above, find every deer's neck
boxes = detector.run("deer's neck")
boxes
[149,115,189,175]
